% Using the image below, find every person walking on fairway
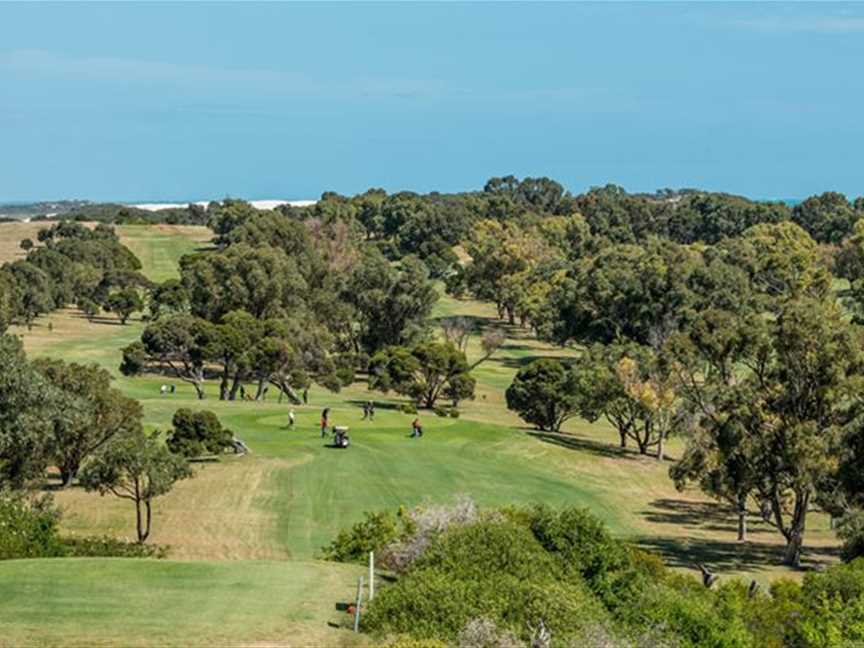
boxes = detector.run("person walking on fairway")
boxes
[368,401,375,421]
[362,402,370,420]
[411,416,423,438]
[288,409,295,429]
[321,407,330,438]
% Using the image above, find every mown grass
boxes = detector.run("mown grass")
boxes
[0,224,844,645]
[0,558,365,648]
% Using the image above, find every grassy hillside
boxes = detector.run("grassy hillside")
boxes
[0,224,843,645]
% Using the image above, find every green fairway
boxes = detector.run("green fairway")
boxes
[1,224,844,645]
[0,558,364,648]
[116,224,212,282]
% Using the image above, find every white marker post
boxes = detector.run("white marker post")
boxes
[369,551,375,600]
[353,576,363,633]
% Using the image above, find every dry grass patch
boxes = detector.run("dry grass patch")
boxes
[57,456,307,560]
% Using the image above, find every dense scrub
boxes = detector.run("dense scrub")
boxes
[326,501,864,647]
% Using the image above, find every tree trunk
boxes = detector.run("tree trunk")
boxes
[737,495,747,542]
[783,530,804,567]
[229,375,242,401]
[193,381,205,400]
[254,378,266,400]
[219,370,230,401]
[782,491,809,567]
[619,431,627,448]
[135,498,145,543]
[59,462,77,489]
[656,432,665,461]
[145,500,152,542]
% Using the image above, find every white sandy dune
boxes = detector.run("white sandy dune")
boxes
[130,199,316,211]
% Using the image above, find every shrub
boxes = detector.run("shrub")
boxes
[384,496,479,573]
[456,617,521,648]
[526,504,631,603]
[167,409,233,457]
[365,568,609,644]
[433,406,450,417]
[838,511,864,562]
[0,491,64,560]
[321,510,405,562]
[400,403,418,415]
[61,535,167,558]
[449,408,460,418]
[368,517,613,643]
[412,519,558,582]
[617,579,754,648]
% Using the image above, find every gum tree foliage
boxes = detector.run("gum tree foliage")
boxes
[344,249,438,355]
[721,221,832,303]
[666,308,770,541]
[674,298,864,566]
[148,279,189,320]
[32,358,143,488]
[179,244,307,322]
[206,198,260,247]
[460,219,563,325]
[663,193,790,244]
[0,270,19,333]
[369,342,475,409]
[574,343,681,460]
[79,429,193,543]
[505,359,581,432]
[104,287,144,324]
[0,336,58,488]
[4,260,54,328]
[792,191,861,244]
[120,314,216,399]
[547,239,703,346]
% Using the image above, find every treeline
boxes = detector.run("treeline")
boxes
[121,200,443,403]
[55,202,211,226]
[0,222,149,331]
[325,499,864,648]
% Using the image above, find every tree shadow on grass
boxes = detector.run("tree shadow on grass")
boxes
[344,399,405,412]
[527,431,641,462]
[636,497,841,574]
[636,534,839,574]
[642,498,774,537]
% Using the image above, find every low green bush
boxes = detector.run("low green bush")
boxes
[167,409,234,458]
[1,491,166,560]
[0,491,64,560]
[61,535,168,559]
[617,579,754,647]
[364,519,610,643]
[431,406,461,418]
[320,510,406,562]
[838,512,864,563]
[399,403,418,415]
[412,519,559,582]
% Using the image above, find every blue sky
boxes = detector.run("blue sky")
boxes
[1,2,863,202]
